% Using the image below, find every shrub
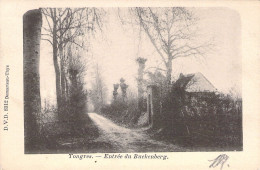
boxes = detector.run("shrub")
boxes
[159,87,242,150]
[101,97,140,127]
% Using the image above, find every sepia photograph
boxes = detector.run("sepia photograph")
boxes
[23,7,242,154]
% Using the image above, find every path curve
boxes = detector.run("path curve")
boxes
[88,113,183,152]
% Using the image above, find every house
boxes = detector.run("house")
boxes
[173,72,217,108]
[173,72,217,93]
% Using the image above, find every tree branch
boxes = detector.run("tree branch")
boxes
[145,67,167,72]
[42,8,53,34]
[41,38,53,45]
[136,8,167,66]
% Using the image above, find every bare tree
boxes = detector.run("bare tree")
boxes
[41,8,104,113]
[89,63,108,112]
[130,7,211,89]
[23,9,42,152]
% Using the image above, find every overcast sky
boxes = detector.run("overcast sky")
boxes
[40,7,242,105]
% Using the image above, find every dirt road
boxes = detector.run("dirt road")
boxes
[88,113,184,152]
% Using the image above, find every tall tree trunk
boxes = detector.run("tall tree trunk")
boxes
[23,9,42,152]
[53,44,62,115]
[59,46,66,100]
[52,10,63,117]
[61,63,66,98]
[65,76,69,99]
[166,59,173,90]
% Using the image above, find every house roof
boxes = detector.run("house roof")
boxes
[173,72,217,92]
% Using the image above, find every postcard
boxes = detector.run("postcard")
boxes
[0,1,260,169]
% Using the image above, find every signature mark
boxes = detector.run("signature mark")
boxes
[209,154,229,170]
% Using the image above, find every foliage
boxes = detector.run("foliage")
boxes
[159,87,242,150]
[101,88,140,127]
[34,44,90,152]
[36,113,99,152]
[34,91,97,152]
[66,81,88,120]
